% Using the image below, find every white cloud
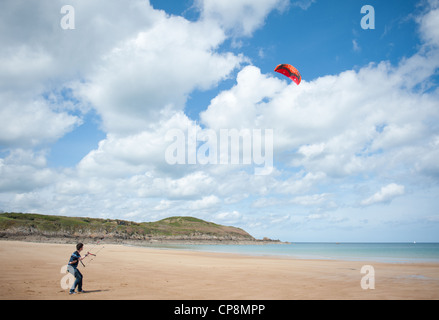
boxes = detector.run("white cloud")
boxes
[77,15,243,134]
[415,135,439,177]
[196,0,289,36]
[0,46,52,92]
[0,93,81,148]
[352,39,361,52]
[291,193,333,206]
[0,149,58,193]
[201,55,439,179]
[0,0,162,148]
[274,171,327,195]
[153,199,173,211]
[0,0,162,83]
[361,183,405,206]
[298,143,326,159]
[200,65,286,131]
[291,0,316,10]
[140,171,217,199]
[189,195,221,210]
[215,210,242,224]
[418,6,439,47]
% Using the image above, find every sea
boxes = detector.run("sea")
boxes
[145,242,439,263]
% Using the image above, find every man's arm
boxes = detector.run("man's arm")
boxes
[79,253,89,261]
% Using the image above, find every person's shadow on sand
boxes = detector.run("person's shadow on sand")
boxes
[79,289,109,294]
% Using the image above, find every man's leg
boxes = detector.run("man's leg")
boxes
[69,268,82,294]
[76,269,83,292]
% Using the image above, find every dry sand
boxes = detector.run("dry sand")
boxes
[1,240,438,300]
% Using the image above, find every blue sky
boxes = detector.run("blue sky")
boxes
[1,0,439,242]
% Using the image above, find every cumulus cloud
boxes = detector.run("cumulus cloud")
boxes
[189,195,221,210]
[0,93,81,148]
[361,183,405,206]
[196,0,289,36]
[418,4,439,47]
[0,0,159,148]
[0,149,58,193]
[76,112,196,178]
[215,210,242,225]
[77,15,243,134]
[200,66,285,131]
[201,56,439,179]
[0,0,161,82]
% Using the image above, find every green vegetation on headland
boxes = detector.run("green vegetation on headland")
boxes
[0,212,282,244]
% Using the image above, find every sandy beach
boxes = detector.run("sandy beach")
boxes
[1,240,438,300]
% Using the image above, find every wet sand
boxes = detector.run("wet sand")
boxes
[1,240,438,300]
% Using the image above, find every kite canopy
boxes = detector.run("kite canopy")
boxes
[274,64,301,85]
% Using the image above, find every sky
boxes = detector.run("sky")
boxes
[1,0,439,242]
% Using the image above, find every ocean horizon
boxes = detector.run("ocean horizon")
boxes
[142,242,439,263]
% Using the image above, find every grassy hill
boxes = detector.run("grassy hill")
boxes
[0,212,256,243]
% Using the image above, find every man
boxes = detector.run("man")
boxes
[68,243,88,294]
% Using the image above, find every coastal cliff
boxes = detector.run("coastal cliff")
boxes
[0,213,283,244]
